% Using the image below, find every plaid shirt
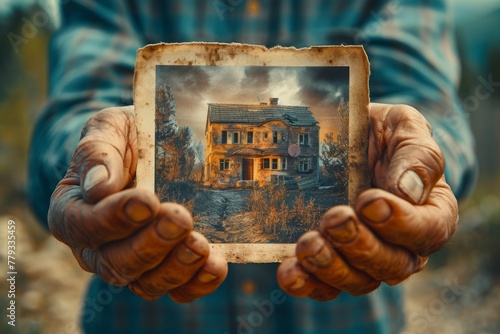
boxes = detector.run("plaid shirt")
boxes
[28,0,476,333]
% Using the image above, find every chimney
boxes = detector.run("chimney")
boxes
[269,97,279,106]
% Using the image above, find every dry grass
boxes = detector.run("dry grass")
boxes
[247,184,321,241]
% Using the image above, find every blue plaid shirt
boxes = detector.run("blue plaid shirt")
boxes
[28,1,477,333]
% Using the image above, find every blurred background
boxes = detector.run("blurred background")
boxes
[0,0,499,333]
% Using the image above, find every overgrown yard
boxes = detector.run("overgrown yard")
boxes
[192,185,347,243]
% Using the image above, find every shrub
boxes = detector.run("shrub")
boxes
[247,184,321,241]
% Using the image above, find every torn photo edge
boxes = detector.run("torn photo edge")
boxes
[134,42,370,263]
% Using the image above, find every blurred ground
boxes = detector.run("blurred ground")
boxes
[403,184,500,333]
[0,205,91,334]
[1,2,500,334]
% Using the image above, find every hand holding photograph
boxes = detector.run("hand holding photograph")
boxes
[134,43,370,262]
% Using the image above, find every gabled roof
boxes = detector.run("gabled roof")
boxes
[207,103,318,127]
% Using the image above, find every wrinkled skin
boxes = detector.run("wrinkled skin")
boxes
[48,103,458,303]
[276,103,458,301]
[48,106,227,302]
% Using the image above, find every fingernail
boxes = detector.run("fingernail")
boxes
[360,198,392,223]
[398,170,424,203]
[327,219,357,244]
[289,275,307,291]
[305,243,332,268]
[176,243,203,265]
[83,165,108,191]
[156,220,186,240]
[124,199,153,223]
[197,270,218,283]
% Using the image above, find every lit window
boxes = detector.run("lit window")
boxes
[219,159,230,170]
[261,157,287,170]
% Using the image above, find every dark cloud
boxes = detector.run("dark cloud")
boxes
[297,66,349,107]
[240,67,270,95]
[157,65,210,94]
[156,65,349,142]
[156,66,212,123]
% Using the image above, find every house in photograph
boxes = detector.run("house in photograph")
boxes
[204,98,320,188]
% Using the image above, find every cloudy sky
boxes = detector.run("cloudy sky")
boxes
[156,65,349,143]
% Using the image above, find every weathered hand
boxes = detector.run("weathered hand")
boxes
[277,103,458,301]
[48,106,227,302]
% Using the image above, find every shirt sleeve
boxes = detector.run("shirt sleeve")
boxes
[28,0,143,228]
[365,0,477,200]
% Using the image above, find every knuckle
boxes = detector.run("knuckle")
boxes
[47,204,65,242]
[135,281,164,296]
[80,108,133,145]
[330,266,358,287]
[383,276,406,286]
[119,263,143,282]
[163,203,195,230]
[131,246,158,268]
[296,231,321,252]
[349,280,381,296]
[48,187,90,247]
[424,141,446,174]
[161,272,190,287]
[72,138,103,164]
[394,104,427,123]
[128,283,161,301]
[387,257,425,285]
[72,247,92,272]
[96,251,130,286]
[382,255,421,285]
[169,287,196,304]
[308,288,340,302]
[136,275,183,296]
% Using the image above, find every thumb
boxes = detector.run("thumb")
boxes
[369,103,445,205]
[70,106,137,203]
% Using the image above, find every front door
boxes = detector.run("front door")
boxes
[242,159,254,180]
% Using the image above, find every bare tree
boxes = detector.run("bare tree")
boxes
[155,85,196,183]
[320,99,348,187]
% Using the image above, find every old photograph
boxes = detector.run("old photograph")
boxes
[155,66,349,244]
[134,43,370,262]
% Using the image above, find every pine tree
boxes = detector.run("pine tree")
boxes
[155,84,196,182]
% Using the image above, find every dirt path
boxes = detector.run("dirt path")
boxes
[193,189,274,243]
